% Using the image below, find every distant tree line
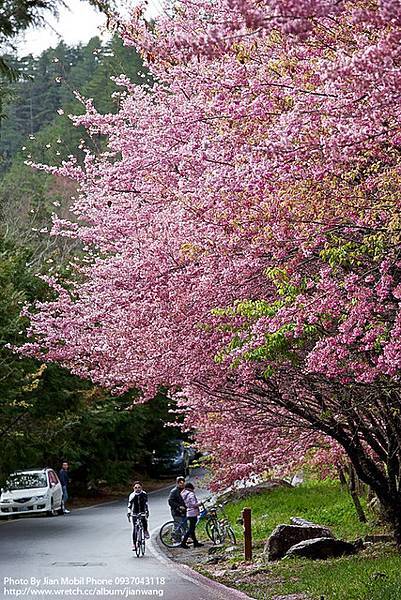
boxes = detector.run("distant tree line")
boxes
[0,34,177,493]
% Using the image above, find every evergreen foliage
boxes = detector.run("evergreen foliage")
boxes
[0,36,175,491]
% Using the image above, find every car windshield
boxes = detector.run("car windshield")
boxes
[5,473,47,490]
[164,442,182,457]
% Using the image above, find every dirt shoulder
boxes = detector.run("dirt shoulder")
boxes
[156,535,307,600]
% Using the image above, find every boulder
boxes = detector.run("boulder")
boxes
[290,471,304,487]
[265,523,334,561]
[351,538,365,551]
[285,537,357,560]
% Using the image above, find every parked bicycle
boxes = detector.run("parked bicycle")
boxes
[200,502,237,545]
[159,502,236,547]
[129,512,147,557]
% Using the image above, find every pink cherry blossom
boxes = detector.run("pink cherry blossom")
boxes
[16,0,401,534]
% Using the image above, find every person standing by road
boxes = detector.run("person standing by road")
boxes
[58,461,70,514]
[180,482,204,548]
[168,476,187,538]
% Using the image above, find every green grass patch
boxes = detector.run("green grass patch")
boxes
[233,547,401,600]
[223,479,382,542]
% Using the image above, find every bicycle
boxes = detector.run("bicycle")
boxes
[200,502,237,545]
[159,518,188,548]
[159,503,237,548]
[128,512,147,557]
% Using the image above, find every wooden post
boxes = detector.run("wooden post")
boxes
[242,507,252,561]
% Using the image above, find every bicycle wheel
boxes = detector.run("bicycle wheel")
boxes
[135,526,143,557]
[140,528,146,556]
[206,519,225,544]
[132,522,138,554]
[226,525,237,545]
[159,521,182,548]
[205,519,215,542]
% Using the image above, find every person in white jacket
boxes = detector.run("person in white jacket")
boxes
[180,482,204,548]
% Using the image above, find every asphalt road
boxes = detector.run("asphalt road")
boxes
[0,483,244,600]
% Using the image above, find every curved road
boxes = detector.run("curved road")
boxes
[0,484,246,600]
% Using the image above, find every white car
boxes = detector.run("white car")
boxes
[0,468,64,518]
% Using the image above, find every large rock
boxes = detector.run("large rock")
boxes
[285,537,357,560]
[265,523,334,561]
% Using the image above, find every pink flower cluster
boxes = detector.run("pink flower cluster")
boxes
[19,0,401,487]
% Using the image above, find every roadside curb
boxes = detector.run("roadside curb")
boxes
[148,526,252,600]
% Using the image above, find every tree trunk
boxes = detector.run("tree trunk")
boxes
[337,465,347,487]
[348,464,367,523]
[379,503,401,547]
[394,516,401,547]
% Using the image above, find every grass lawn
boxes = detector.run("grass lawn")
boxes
[223,479,379,540]
[197,480,401,600]
[229,545,401,600]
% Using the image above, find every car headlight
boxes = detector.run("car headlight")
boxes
[34,495,46,501]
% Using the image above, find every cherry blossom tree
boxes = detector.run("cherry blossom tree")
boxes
[18,0,401,541]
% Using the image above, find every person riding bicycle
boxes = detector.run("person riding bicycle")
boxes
[127,481,150,543]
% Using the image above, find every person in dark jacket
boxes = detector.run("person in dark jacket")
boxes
[168,476,187,538]
[127,481,150,547]
[58,461,70,514]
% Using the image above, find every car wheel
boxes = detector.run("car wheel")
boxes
[47,500,57,517]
